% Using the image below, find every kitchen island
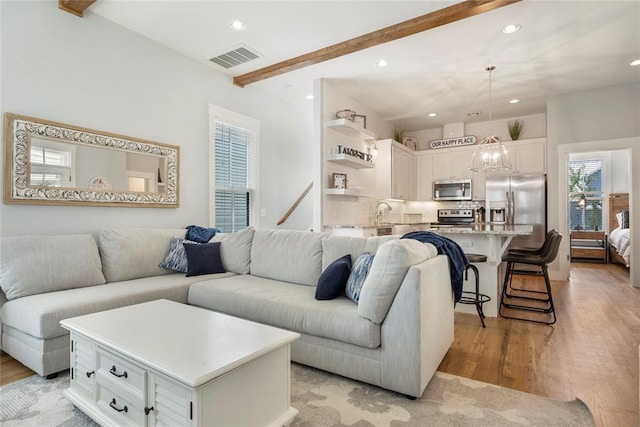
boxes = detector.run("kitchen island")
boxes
[429,224,533,318]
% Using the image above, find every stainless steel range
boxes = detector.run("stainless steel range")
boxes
[430,209,475,228]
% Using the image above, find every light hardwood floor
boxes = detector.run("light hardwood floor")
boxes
[1,263,637,425]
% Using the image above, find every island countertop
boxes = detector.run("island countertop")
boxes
[429,224,533,236]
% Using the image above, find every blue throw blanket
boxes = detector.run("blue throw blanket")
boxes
[185,225,220,243]
[401,231,469,302]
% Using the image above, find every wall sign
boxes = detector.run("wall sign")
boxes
[430,135,477,149]
[336,145,373,163]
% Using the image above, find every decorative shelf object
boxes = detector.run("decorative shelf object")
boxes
[326,154,374,169]
[325,188,361,196]
[327,119,376,140]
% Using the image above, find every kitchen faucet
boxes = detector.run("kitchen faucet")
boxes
[374,201,392,225]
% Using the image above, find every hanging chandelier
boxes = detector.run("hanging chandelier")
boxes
[469,66,512,172]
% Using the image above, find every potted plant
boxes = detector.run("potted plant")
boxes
[507,119,524,140]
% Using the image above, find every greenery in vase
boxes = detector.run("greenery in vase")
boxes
[507,119,524,140]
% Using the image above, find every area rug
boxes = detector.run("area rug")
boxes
[1,364,594,426]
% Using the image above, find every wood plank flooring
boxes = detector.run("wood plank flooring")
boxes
[1,262,637,425]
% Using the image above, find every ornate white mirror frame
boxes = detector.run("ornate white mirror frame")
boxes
[3,113,179,207]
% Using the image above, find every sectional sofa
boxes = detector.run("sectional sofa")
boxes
[0,226,454,398]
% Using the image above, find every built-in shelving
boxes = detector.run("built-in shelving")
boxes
[327,119,376,140]
[326,153,374,169]
[325,188,361,196]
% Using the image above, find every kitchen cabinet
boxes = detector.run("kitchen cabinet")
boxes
[490,138,547,175]
[415,152,433,200]
[431,148,473,180]
[374,139,416,201]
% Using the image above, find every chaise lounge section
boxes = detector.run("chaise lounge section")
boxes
[0,226,454,397]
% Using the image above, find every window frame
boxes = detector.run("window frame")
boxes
[567,154,608,231]
[208,105,260,232]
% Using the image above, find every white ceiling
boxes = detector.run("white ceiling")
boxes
[90,1,640,131]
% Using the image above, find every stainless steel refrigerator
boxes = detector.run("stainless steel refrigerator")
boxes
[485,174,547,251]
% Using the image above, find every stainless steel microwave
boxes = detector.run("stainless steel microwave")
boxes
[433,179,472,201]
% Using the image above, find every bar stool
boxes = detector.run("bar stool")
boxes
[457,253,491,327]
[499,231,562,325]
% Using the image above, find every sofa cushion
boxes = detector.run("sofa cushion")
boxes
[345,253,375,303]
[159,237,198,273]
[0,234,106,300]
[188,275,380,348]
[99,228,186,282]
[0,272,234,340]
[357,239,437,324]
[184,242,225,277]
[211,226,254,274]
[315,254,352,300]
[250,229,326,286]
[321,235,398,271]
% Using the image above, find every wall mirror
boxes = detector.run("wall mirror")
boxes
[3,113,179,207]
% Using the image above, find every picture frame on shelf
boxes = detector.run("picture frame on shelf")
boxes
[332,173,347,189]
[354,115,367,129]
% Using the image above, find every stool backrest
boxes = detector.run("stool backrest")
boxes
[540,231,563,264]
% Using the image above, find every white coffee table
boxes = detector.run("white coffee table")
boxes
[60,299,300,427]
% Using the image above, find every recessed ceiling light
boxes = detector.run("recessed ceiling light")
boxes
[509,99,521,104]
[229,20,246,31]
[467,111,481,117]
[630,59,640,66]
[502,24,521,34]
[376,59,388,67]
[427,113,437,117]
[305,94,314,100]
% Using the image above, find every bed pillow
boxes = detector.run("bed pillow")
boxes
[183,242,225,277]
[315,254,352,300]
[621,209,630,229]
[345,253,375,303]
[616,212,623,229]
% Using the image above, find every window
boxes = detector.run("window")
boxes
[210,106,258,233]
[29,144,74,187]
[568,158,603,231]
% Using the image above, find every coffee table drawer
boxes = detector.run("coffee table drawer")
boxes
[97,347,146,397]
[96,381,146,427]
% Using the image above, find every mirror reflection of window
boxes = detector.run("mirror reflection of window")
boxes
[29,143,75,187]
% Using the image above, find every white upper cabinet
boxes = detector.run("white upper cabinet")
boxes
[431,147,474,180]
[415,152,433,200]
[490,138,547,175]
[374,139,416,201]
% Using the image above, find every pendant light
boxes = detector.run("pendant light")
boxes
[469,66,512,172]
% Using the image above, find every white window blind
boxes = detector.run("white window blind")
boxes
[214,121,256,232]
[29,145,73,187]
[568,159,603,231]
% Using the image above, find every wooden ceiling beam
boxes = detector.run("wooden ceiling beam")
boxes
[233,0,520,88]
[58,0,97,18]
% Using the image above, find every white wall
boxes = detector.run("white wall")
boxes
[319,80,394,229]
[548,82,640,286]
[0,2,313,236]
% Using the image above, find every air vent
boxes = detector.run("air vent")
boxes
[209,45,261,69]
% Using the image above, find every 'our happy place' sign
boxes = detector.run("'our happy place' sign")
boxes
[430,135,477,149]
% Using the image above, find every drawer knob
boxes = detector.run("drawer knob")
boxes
[86,371,95,378]
[110,365,128,378]
[109,398,128,413]
[145,406,154,415]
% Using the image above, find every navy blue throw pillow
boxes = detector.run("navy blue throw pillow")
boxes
[315,255,352,300]
[183,242,225,277]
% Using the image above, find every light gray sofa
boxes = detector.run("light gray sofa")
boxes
[0,226,454,398]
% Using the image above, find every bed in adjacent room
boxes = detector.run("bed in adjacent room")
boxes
[608,193,630,267]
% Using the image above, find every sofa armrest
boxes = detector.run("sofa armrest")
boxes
[379,254,454,397]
